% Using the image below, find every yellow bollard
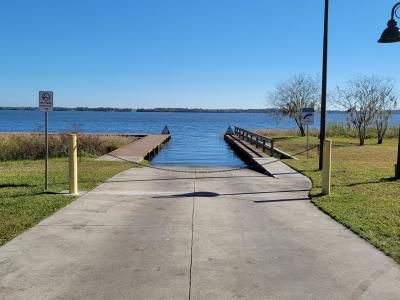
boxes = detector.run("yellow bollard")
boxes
[322,139,332,195]
[69,134,78,194]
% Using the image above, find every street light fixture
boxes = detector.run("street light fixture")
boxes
[378,3,400,43]
[378,2,400,179]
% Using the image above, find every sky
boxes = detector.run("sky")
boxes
[1,0,400,109]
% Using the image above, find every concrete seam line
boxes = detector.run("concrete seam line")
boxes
[188,168,196,300]
[105,144,319,174]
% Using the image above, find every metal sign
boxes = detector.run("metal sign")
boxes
[39,91,53,112]
[162,125,170,134]
[38,91,53,191]
[302,107,315,125]
[225,126,234,135]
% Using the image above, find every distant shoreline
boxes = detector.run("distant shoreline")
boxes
[0,107,277,113]
[0,107,380,113]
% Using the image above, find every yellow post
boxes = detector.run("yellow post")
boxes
[69,134,78,194]
[322,139,332,195]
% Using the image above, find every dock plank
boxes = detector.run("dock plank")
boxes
[98,134,170,162]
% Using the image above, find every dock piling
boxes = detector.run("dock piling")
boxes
[69,134,78,195]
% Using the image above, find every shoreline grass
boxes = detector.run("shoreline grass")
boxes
[0,133,137,161]
[0,157,133,246]
[256,130,400,263]
[257,123,399,140]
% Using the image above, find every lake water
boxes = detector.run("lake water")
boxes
[1,110,399,166]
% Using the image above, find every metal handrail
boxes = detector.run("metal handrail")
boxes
[234,126,275,156]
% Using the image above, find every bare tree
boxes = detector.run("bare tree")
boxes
[374,80,397,144]
[335,76,395,145]
[268,74,320,136]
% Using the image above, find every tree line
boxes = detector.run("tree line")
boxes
[268,74,398,145]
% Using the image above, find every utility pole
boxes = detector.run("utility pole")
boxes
[319,0,329,170]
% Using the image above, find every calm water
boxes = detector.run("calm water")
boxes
[1,110,399,166]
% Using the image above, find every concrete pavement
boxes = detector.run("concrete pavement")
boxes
[1,166,400,299]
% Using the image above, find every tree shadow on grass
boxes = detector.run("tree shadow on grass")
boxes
[292,168,320,173]
[273,136,300,141]
[0,183,32,188]
[1,190,75,199]
[347,177,398,187]
[332,142,357,148]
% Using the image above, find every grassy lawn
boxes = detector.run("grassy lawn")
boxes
[266,134,400,263]
[0,158,133,246]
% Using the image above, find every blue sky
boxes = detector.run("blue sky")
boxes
[1,0,399,109]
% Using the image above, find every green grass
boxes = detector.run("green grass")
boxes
[0,157,133,246]
[268,135,400,263]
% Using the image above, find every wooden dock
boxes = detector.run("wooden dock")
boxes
[98,134,171,162]
[224,127,296,175]
[227,127,295,159]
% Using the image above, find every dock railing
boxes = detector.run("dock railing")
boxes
[234,126,275,157]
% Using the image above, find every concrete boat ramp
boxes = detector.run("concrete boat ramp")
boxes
[1,131,400,299]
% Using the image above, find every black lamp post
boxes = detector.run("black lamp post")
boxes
[378,2,400,179]
[319,0,329,171]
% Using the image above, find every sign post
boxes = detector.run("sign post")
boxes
[302,108,315,159]
[39,91,53,191]
[307,124,309,159]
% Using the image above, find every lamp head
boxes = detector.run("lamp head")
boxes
[378,19,400,43]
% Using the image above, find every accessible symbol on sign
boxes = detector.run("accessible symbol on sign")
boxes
[39,91,54,112]
[302,107,315,126]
